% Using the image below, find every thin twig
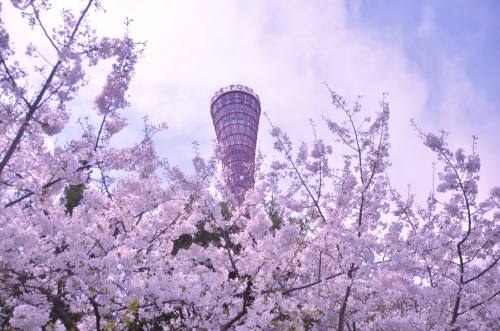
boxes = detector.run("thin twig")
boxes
[31,3,60,52]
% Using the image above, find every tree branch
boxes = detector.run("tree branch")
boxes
[0,0,95,178]
[4,164,91,208]
[31,3,60,52]
[220,289,249,331]
[283,271,344,295]
[222,230,239,277]
[89,296,101,331]
[0,52,31,108]
[458,289,500,316]
[464,255,500,285]
[270,121,328,225]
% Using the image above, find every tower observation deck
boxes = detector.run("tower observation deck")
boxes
[210,85,261,203]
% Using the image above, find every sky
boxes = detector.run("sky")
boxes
[4,0,500,201]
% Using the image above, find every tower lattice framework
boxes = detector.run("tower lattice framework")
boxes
[210,84,261,202]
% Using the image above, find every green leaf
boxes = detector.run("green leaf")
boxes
[128,299,140,314]
[103,321,116,330]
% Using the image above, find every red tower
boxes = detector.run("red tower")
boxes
[210,85,261,203]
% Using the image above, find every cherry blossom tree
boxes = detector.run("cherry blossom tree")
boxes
[385,127,500,330]
[0,1,498,330]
